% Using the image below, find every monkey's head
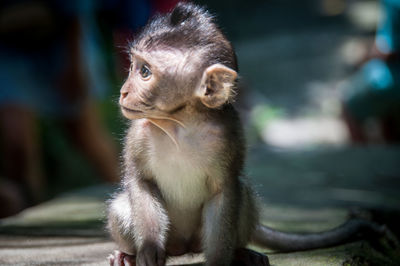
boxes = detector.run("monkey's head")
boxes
[119,2,238,121]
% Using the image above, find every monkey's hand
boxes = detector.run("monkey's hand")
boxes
[136,241,166,266]
[108,250,135,266]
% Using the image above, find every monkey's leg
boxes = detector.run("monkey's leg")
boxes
[231,186,270,266]
[202,189,269,266]
[107,179,169,266]
[202,191,238,266]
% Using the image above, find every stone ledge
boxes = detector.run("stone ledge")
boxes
[0,185,399,265]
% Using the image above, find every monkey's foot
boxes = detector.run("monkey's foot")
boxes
[231,248,270,266]
[108,250,136,266]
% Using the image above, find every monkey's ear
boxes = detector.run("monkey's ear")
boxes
[197,64,237,108]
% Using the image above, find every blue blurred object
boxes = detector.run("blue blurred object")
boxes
[344,0,400,121]
[343,59,400,121]
[343,0,400,142]
[0,43,77,116]
[0,0,151,117]
[0,0,101,117]
[376,0,400,54]
[0,0,152,215]
[363,59,395,90]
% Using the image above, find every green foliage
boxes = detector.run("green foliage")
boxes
[247,104,284,144]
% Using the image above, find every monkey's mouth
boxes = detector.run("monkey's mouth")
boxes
[121,106,143,114]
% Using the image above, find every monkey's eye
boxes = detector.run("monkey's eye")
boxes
[139,64,152,80]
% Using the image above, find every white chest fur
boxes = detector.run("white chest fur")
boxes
[146,121,222,211]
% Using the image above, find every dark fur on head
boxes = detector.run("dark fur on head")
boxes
[132,2,238,71]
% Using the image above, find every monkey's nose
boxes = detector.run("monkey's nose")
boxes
[120,92,129,100]
[119,92,129,106]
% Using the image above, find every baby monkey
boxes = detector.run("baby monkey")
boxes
[107,3,386,266]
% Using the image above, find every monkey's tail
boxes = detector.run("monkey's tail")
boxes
[252,219,387,252]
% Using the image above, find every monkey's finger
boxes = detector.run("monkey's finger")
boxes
[109,250,126,266]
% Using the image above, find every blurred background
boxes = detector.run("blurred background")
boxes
[0,0,399,219]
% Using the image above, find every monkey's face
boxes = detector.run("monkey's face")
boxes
[119,49,199,120]
[119,48,238,121]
